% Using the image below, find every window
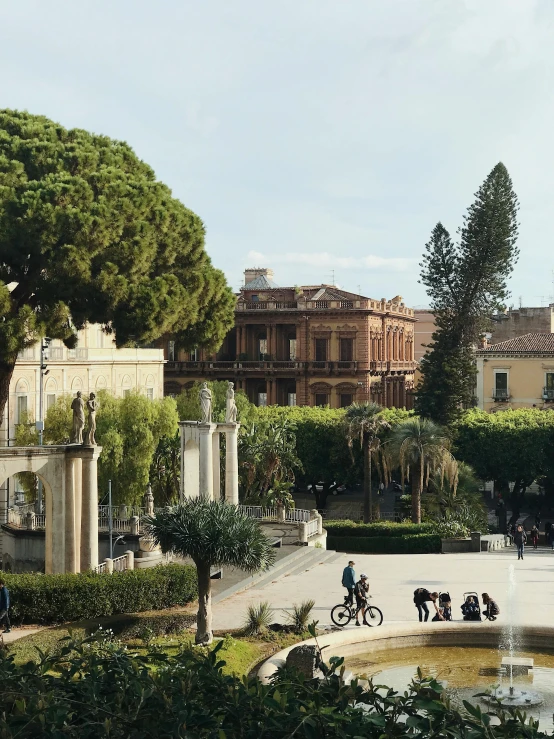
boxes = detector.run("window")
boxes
[167,341,175,361]
[19,347,35,360]
[287,392,297,406]
[315,338,327,362]
[339,338,353,362]
[46,394,56,411]
[146,388,154,401]
[251,294,259,302]
[258,392,267,407]
[315,393,328,407]
[17,395,28,423]
[493,371,508,399]
[189,348,198,361]
[545,373,554,399]
[289,339,297,360]
[123,389,131,398]
[97,329,104,348]
[339,393,354,408]
[258,338,267,359]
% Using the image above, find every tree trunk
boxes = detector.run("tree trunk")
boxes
[195,560,213,645]
[313,482,329,512]
[363,443,371,524]
[0,357,17,428]
[411,474,421,524]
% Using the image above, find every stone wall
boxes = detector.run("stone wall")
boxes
[490,305,554,344]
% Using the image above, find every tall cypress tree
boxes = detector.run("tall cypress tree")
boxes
[416,163,519,424]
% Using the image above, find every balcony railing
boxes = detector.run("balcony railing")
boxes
[236,299,415,317]
[492,388,510,401]
[166,359,416,375]
[543,387,554,400]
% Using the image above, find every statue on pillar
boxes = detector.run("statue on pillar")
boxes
[225,381,238,423]
[84,392,98,446]
[145,483,155,516]
[199,382,212,424]
[70,391,85,444]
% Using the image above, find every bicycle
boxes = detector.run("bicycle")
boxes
[331,596,383,627]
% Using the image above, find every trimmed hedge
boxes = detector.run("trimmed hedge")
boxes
[324,521,435,538]
[2,564,197,625]
[327,533,441,554]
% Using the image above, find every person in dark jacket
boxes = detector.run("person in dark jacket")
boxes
[0,579,11,633]
[514,525,527,560]
[482,593,500,621]
[342,561,356,606]
[413,588,443,622]
[531,525,539,550]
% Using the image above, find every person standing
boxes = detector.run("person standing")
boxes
[531,524,539,550]
[514,525,527,560]
[354,574,369,626]
[413,588,443,622]
[0,579,11,633]
[342,560,356,606]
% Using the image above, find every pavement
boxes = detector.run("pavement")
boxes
[211,544,554,631]
[1,626,43,645]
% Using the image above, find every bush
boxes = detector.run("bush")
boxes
[3,565,197,624]
[325,521,435,538]
[327,534,442,554]
[284,600,315,634]
[0,633,544,737]
[243,601,273,636]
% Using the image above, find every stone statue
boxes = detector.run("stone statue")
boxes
[144,483,155,516]
[225,381,238,423]
[71,391,85,444]
[84,392,98,446]
[199,382,212,424]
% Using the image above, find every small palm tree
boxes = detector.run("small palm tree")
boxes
[145,500,276,645]
[345,403,390,523]
[388,417,457,523]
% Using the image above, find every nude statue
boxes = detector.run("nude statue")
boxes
[225,381,237,423]
[200,382,212,424]
[85,392,98,446]
[71,391,85,444]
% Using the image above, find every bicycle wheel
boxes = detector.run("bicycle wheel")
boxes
[364,606,383,626]
[331,604,352,627]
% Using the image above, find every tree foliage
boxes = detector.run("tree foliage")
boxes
[417,163,519,424]
[145,500,275,644]
[0,109,235,425]
[43,391,178,505]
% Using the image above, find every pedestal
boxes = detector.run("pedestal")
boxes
[199,423,216,500]
[225,425,239,505]
[81,447,101,571]
[64,457,77,573]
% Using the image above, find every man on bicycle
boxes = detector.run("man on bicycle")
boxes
[354,574,369,626]
[341,560,356,606]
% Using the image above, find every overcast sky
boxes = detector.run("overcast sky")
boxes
[1,0,553,307]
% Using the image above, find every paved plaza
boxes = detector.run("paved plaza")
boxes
[212,546,554,631]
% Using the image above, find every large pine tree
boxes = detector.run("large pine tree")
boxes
[416,163,519,425]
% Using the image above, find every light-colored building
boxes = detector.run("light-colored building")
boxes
[475,334,554,411]
[164,268,418,409]
[2,324,164,444]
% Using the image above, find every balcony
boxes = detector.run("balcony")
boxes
[492,387,510,401]
[236,299,415,317]
[543,387,554,401]
[165,359,418,377]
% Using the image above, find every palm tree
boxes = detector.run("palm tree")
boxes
[388,417,457,523]
[345,403,390,523]
[145,500,276,645]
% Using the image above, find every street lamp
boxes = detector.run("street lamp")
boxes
[36,338,51,514]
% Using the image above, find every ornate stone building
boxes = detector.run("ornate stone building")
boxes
[164,269,417,409]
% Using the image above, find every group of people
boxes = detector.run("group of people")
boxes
[508,519,554,559]
[413,588,499,623]
[341,561,369,625]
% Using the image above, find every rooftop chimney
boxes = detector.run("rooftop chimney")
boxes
[244,267,274,285]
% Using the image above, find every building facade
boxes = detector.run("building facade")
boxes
[475,334,554,411]
[164,269,417,409]
[489,304,554,345]
[1,324,165,446]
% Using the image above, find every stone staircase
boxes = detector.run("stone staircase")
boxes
[213,546,342,604]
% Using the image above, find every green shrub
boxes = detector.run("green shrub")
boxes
[243,601,273,636]
[284,600,315,634]
[327,534,441,554]
[3,565,197,624]
[325,521,435,538]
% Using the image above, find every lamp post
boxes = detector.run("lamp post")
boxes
[36,338,51,514]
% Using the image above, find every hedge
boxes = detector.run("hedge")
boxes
[324,520,435,538]
[1,564,197,624]
[327,533,441,554]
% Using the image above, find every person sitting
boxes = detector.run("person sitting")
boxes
[482,593,500,621]
[433,592,452,621]
[461,595,481,621]
[354,574,369,626]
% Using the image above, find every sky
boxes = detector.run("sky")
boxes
[1,0,554,307]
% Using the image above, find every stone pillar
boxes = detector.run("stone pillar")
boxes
[125,550,135,570]
[26,511,35,530]
[276,503,286,523]
[74,457,82,569]
[311,509,323,536]
[130,515,140,536]
[212,432,221,501]
[199,424,215,500]
[298,522,308,544]
[45,481,53,574]
[81,447,101,572]
[105,557,114,574]
[225,425,240,504]
[65,455,77,572]
[51,463,66,574]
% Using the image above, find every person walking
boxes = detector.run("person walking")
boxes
[0,579,11,633]
[514,525,527,560]
[354,574,369,626]
[342,560,356,606]
[531,524,539,550]
[413,588,443,622]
